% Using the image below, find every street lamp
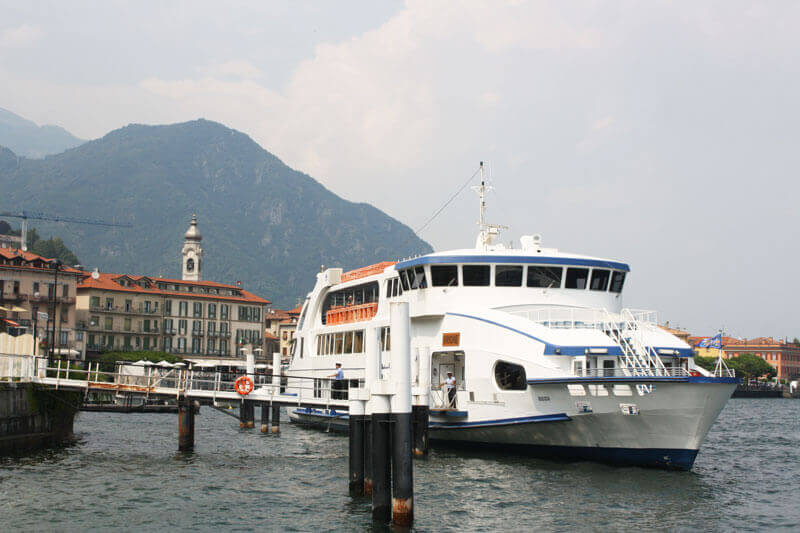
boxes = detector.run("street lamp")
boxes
[48,259,62,362]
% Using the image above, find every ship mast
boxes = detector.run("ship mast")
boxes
[472,161,507,250]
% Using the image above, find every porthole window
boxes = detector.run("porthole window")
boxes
[494,361,527,391]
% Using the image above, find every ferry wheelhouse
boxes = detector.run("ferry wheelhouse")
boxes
[287,178,736,470]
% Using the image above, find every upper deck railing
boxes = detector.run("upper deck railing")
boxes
[326,302,378,325]
[506,306,658,330]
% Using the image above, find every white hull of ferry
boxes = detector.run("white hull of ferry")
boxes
[427,381,734,469]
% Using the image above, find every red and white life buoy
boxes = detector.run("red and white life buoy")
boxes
[234,375,254,395]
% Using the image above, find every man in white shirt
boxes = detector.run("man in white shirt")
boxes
[441,371,456,408]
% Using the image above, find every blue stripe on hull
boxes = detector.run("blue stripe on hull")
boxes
[429,439,699,470]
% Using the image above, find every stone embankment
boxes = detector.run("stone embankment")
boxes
[0,382,78,455]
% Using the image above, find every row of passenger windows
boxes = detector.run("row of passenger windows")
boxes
[315,326,391,355]
[317,330,365,355]
[395,264,626,293]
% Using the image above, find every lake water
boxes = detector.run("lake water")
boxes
[1,398,798,531]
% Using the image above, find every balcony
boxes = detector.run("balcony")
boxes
[26,294,75,304]
[219,331,231,338]
[0,292,23,302]
[191,329,204,337]
[163,328,177,335]
[89,304,160,315]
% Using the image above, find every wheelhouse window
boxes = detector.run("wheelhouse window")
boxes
[495,265,523,287]
[416,267,427,288]
[494,361,527,390]
[462,265,490,286]
[565,267,589,289]
[589,269,610,291]
[610,271,626,293]
[527,266,562,288]
[431,265,458,287]
[399,270,411,291]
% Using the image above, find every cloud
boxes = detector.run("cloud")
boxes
[196,60,264,80]
[0,24,43,48]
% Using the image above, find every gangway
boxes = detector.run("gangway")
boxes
[0,353,354,411]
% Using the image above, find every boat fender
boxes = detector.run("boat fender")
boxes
[689,370,702,377]
[234,376,254,395]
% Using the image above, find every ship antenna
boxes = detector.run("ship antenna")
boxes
[472,161,507,249]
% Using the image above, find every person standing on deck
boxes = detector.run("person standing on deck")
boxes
[440,371,456,408]
[329,362,345,400]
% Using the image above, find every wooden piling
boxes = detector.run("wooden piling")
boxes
[260,402,270,433]
[178,398,195,451]
[245,400,255,429]
[412,405,430,457]
[348,401,365,496]
[239,399,247,429]
[271,404,281,434]
[371,409,392,523]
[363,416,373,496]
[390,301,413,526]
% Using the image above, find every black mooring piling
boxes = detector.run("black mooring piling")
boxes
[349,412,366,496]
[391,412,414,526]
[412,405,430,457]
[178,398,195,451]
[371,411,392,523]
[271,404,281,433]
[239,400,247,429]
[244,400,255,429]
[363,416,373,496]
[260,402,270,433]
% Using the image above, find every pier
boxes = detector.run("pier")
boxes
[1,301,420,527]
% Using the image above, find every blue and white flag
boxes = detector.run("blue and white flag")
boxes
[696,334,722,349]
[708,333,722,349]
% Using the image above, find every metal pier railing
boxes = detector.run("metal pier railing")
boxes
[0,353,354,410]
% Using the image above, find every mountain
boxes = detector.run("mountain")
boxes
[0,107,85,158]
[0,119,432,306]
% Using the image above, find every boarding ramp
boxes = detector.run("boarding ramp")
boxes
[0,353,355,410]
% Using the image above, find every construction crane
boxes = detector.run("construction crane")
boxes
[0,210,132,251]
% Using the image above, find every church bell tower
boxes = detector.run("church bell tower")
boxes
[181,213,203,281]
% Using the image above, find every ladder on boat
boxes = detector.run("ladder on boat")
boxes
[601,309,666,379]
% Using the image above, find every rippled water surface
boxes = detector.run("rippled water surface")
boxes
[1,399,798,531]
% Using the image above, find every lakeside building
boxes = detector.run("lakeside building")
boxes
[659,322,691,344]
[75,215,270,364]
[690,335,800,380]
[0,248,84,358]
[264,305,301,362]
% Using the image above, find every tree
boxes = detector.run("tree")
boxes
[693,355,717,372]
[727,353,776,380]
[30,235,80,266]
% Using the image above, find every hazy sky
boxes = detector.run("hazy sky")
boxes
[1,1,798,339]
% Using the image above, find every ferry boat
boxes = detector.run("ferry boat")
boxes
[287,167,737,470]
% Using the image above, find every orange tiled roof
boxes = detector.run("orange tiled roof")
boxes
[78,271,270,304]
[341,261,397,283]
[264,332,279,340]
[288,304,303,315]
[0,248,82,274]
